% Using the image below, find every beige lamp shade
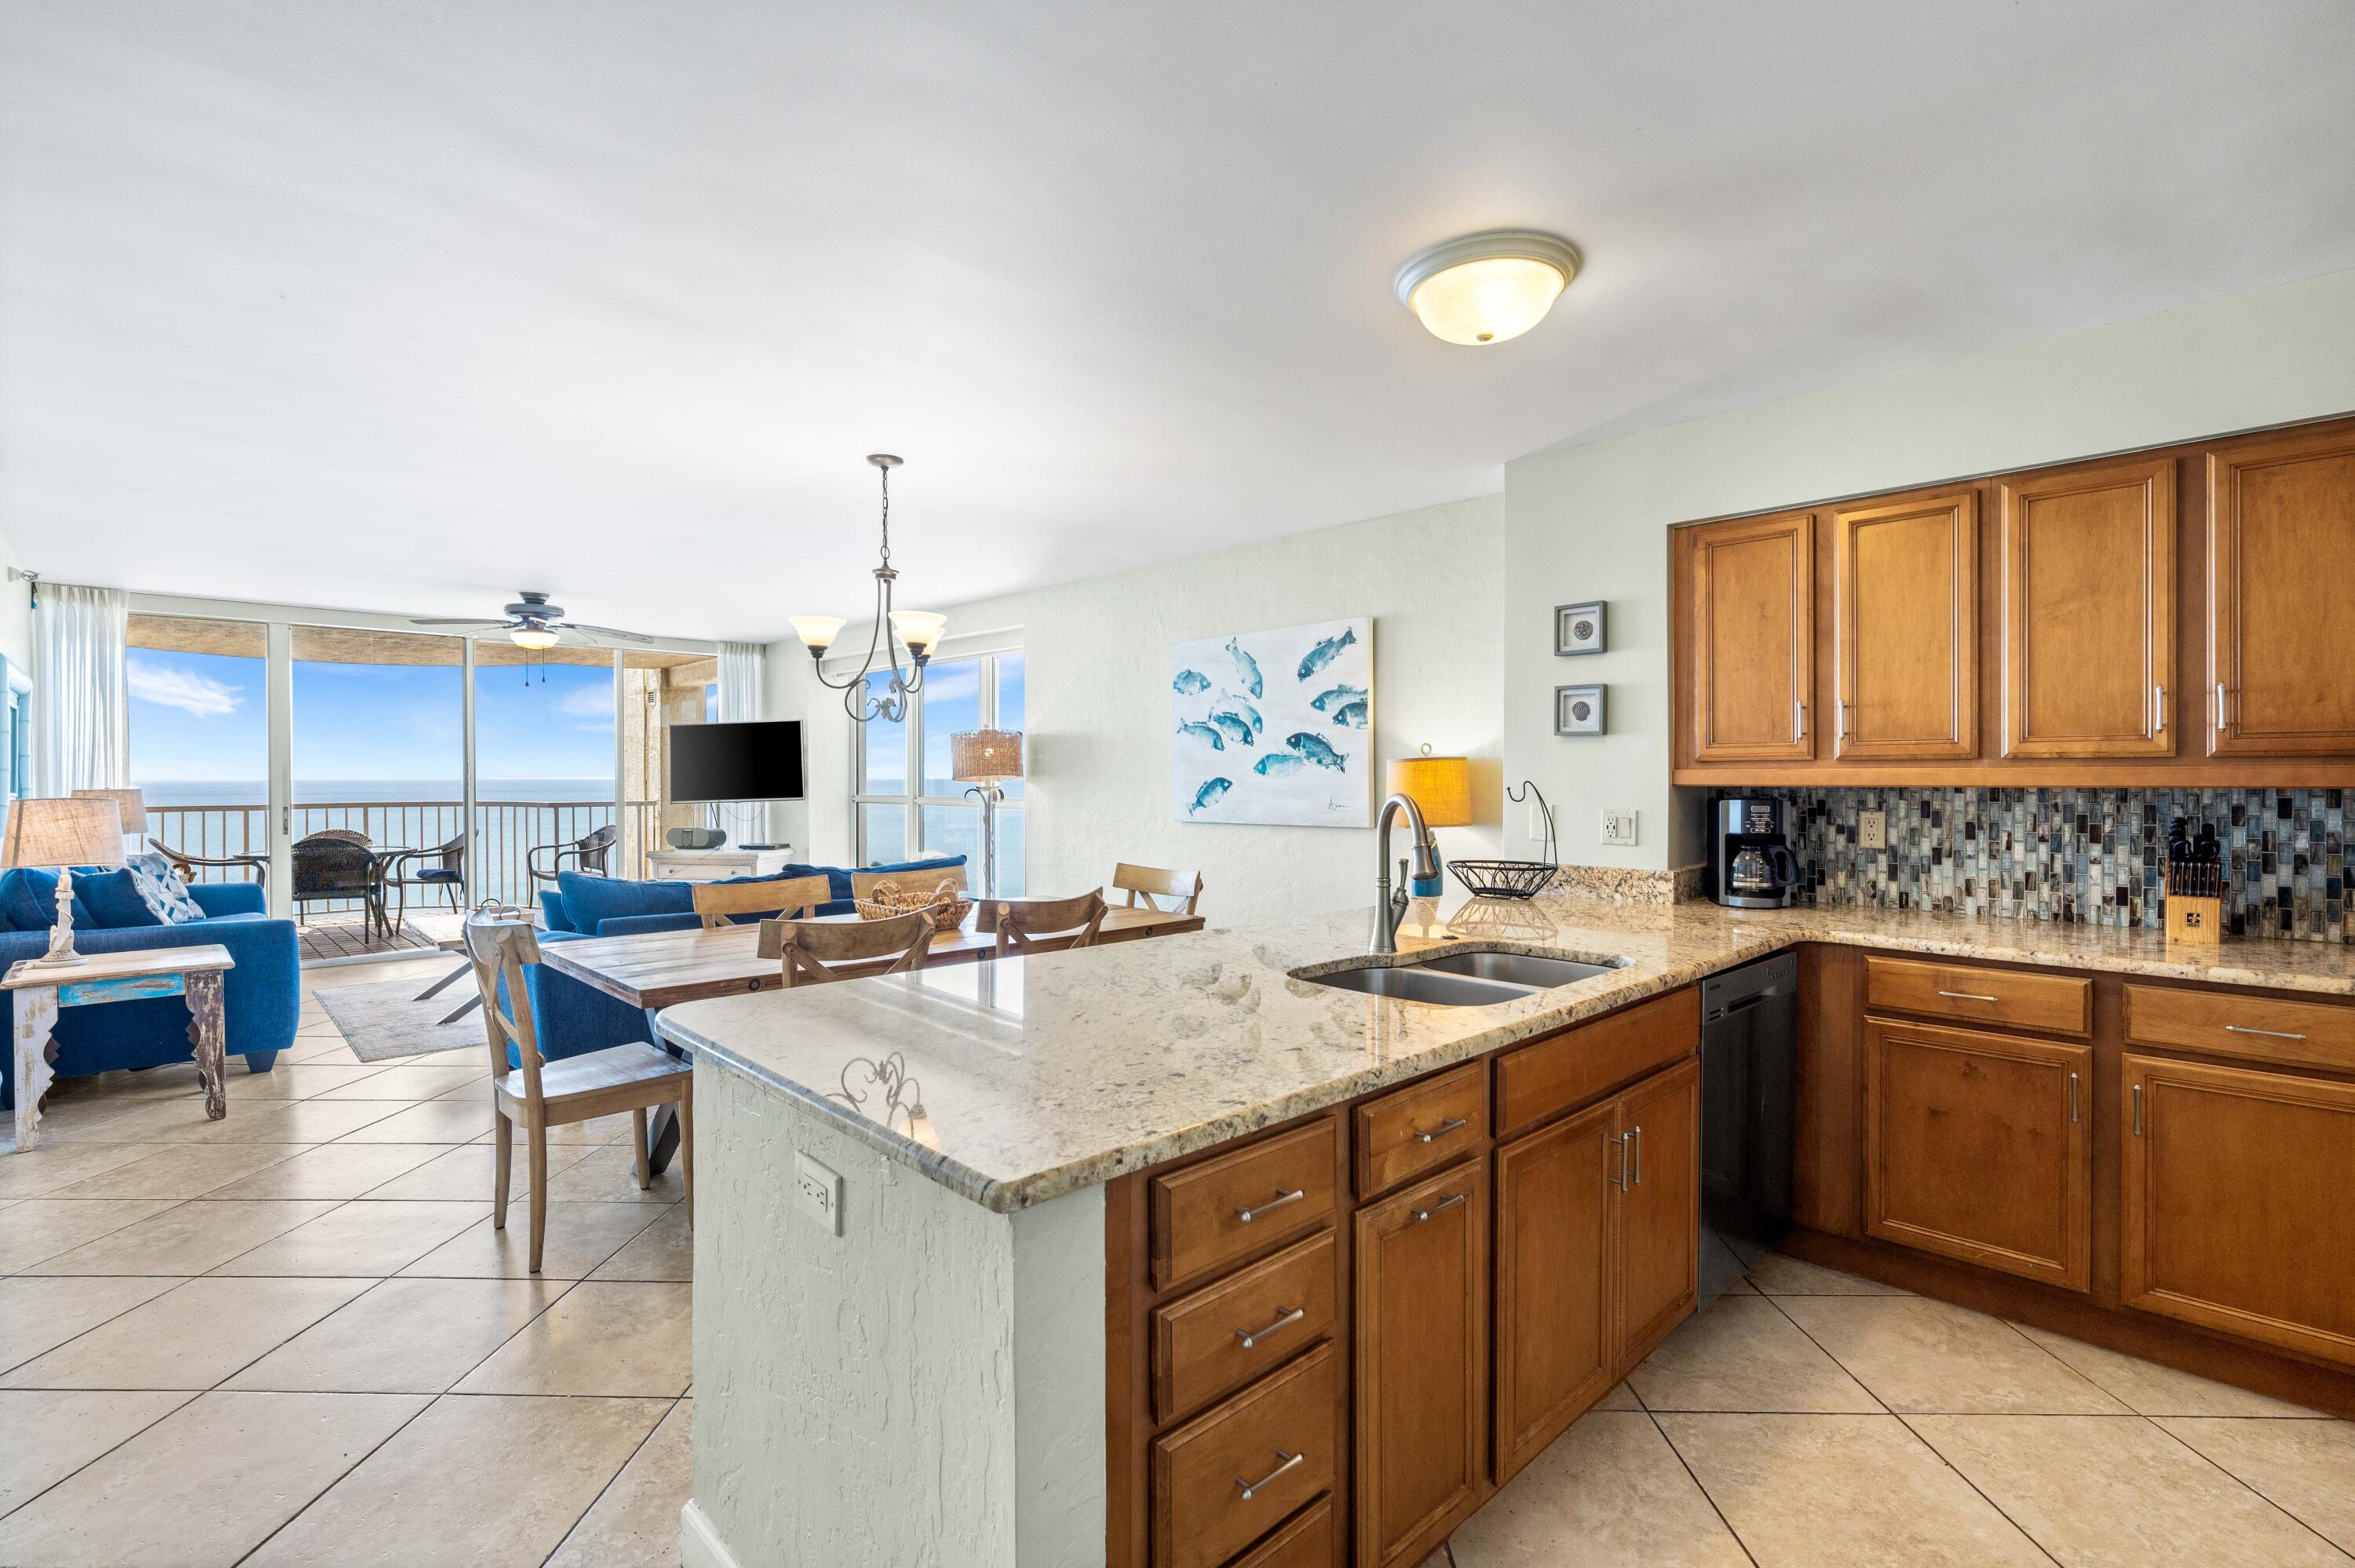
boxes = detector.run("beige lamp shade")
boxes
[951,728,1024,783]
[71,787,148,837]
[3,797,130,870]
[1386,753,1473,828]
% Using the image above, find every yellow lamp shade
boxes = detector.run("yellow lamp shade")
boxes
[951,728,1024,782]
[1386,754,1472,827]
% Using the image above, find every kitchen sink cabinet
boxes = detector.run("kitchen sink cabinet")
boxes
[2206,423,2355,757]
[1831,487,1981,760]
[1616,1057,1702,1358]
[1683,510,1816,762]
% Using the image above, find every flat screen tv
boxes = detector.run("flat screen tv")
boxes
[669,720,806,804]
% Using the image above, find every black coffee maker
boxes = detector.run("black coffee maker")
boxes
[1708,797,1801,909]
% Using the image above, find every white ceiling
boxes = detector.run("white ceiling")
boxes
[5,2,2353,642]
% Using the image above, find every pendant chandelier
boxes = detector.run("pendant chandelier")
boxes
[788,454,947,724]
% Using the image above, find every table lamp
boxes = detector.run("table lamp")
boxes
[1386,746,1472,897]
[951,728,1024,899]
[2,797,128,969]
[71,787,148,858]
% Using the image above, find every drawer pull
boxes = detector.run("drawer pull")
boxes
[1235,1306,1305,1351]
[1937,990,2000,1003]
[1411,1192,1468,1224]
[1235,1188,1305,1224]
[1236,1449,1303,1501]
[2223,1024,2309,1042]
[1412,1115,1470,1144]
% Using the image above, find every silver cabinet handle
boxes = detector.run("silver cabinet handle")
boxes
[1236,1188,1305,1223]
[1236,1449,1303,1501]
[1629,1124,1643,1185]
[2131,1082,2143,1137]
[2217,682,2230,733]
[1411,1192,1468,1223]
[1794,698,1806,742]
[1235,1306,1305,1350]
[1937,990,2000,1002]
[2225,1024,2309,1041]
[2154,684,2167,733]
[2068,1071,2079,1125]
[1609,1133,1630,1191]
[1413,1115,1469,1144]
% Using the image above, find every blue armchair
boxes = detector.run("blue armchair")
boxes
[0,881,299,1109]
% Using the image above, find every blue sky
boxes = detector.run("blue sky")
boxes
[127,647,624,782]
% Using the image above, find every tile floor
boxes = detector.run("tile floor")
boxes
[4,955,2349,1566]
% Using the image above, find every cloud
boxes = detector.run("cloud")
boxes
[128,655,243,717]
[553,684,615,720]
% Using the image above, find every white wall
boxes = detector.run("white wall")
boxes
[772,494,1506,928]
[0,529,31,672]
[1504,263,2355,872]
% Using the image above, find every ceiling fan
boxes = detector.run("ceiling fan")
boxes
[409,591,654,649]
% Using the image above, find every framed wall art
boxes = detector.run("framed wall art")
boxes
[1555,684,1606,735]
[1554,600,1605,656]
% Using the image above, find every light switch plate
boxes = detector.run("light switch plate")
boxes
[1858,809,1888,851]
[794,1151,844,1236]
[1601,808,1639,847]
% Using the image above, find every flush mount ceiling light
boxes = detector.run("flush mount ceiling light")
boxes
[1393,230,1581,346]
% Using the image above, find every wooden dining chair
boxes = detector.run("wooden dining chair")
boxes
[691,873,833,931]
[464,916,692,1274]
[1112,862,1204,915]
[984,889,1109,957]
[758,910,937,987]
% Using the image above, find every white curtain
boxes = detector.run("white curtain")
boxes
[716,641,763,723]
[31,582,128,797]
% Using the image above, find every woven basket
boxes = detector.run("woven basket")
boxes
[854,876,973,930]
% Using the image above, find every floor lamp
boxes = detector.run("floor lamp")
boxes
[951,729,1024,899]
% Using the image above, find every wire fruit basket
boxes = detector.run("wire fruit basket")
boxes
[1444,780,1561,901]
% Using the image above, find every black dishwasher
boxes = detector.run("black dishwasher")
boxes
[1698,952,1798,1303]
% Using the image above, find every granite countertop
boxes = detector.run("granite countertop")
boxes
[655,895,2355,1214]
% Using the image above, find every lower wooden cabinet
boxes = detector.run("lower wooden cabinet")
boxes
[1354,1160,1487,1568]
[2122,1053,2355,1366]
[1618,1058,1701,1354]
[1863,1016,2091,1291]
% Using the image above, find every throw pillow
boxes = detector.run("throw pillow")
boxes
[0,866,99,931]
[129,858,208,924]
[69,868,164,928]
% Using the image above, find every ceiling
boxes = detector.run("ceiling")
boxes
[5,2,2353,642]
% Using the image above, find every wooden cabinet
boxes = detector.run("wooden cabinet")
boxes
[1617,1057,1701,1351]
[1354,1161,1486,1568]
[1685,511,1816,762]
[2122,1054,2355,1367]
[1999,458,2176,757]
[1863,1017,2091,1291]
[2207,425,2355,756]
[1832,489,1980,759]
[1152,1341,1340,1568]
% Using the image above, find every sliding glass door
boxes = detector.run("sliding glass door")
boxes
[471,642,618,909]
[126,614,270,876]
[852,648,1025,895]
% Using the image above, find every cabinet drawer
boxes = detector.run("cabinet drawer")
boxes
[1495,987,1699,1136]
[1152,1340,1339,1568]
[2124,984,2355,1074]
[1153,1231,1338,1424]
[1152,1121,1338,1290]
[1864,957,2090,1037]
[1229,1495,1334,1568]
[1355,1061,1486,1198]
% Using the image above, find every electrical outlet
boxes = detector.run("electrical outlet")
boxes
[1859,809,1888,851]
[1601,808,1638,847]
[794,1151,844,1236]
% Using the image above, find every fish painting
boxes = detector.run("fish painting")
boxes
[1309,683,1367,714]
[1172,669,1213,695]
[1206,709,1255,746]
[1220,695,1265,738]
[1254,753,1308,776]
[1295,627,1357,681]
[1225,638,1263,698]
[1188,777,1232,815]
[1176,720,1225,751]
[1329,698,1367,729]
[1283,732,1347,771]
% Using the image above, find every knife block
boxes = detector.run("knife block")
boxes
[2163,866,2223,946]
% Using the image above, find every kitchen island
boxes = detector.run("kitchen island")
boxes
[659,894,2355,1568]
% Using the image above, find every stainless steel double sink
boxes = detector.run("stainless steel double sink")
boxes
[1296,948,1628,1007]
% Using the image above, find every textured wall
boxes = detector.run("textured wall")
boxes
[1765,787,2349,943]
[689,1060,1104,1568]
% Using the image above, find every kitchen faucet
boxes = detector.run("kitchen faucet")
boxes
[1371,792,1440,955]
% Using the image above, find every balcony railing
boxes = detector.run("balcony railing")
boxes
[146,800,663,913]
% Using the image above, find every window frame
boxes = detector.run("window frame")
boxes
[852,648,1024,877]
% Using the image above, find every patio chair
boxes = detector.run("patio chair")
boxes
[380,831,468,935]
[527,822,619,889]
[290,831,389,938]
[147,837,270,884]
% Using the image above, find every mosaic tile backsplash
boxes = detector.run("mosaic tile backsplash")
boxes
[1763,789,2350,943]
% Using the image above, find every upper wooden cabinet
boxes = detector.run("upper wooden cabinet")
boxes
[1832,489,1980,759]
[2207,425,2355,756]
[1684,511,1815,762]
[1999,458,2176,757]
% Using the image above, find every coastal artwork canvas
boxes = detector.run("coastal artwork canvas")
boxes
[1172,617,1372,827]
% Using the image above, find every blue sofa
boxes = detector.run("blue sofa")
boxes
[0,879,299,1110]
[527,855,968,1062]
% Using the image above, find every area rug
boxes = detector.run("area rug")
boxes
[316,972,488,1062]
